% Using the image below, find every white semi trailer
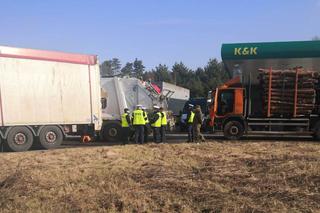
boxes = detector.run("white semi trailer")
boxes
[0,45,103,151]
[100,77,173,141]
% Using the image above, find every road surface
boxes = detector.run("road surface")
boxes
[0,133,314,153]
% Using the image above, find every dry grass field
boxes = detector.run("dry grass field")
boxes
[0,140,319,212]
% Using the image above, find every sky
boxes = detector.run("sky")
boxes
[0,0,319,70]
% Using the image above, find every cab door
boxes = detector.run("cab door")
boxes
[216,89,235,116]
[216,88,244,117]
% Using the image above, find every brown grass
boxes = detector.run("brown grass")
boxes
[0,140,319,212]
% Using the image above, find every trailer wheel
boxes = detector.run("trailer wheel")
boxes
[101,122,122,142]
[39,126,63,149]
[223,121,244,140]
[6,127,34,152]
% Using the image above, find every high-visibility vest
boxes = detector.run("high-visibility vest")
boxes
[144,112,149,124]
[133,109,146,125]
[188,111,195,124]
[121,113,130,127]
[151,112,162,127]
[161,112,167,126]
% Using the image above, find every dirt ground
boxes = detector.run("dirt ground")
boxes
[0,140,319,212]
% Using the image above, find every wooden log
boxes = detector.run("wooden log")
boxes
[260,73,317,78]
[259,69,316,76]
[260,81,316,85]
[263,89,315,94]
[265,104,315,108]
[259,69,315,74]
[260,68,319,116]
[260,79,316,82]
[264,102,316,106]
[263,97,315,101]
[260,82,316,87]
[265,106,314,111]
[265,106,314,110]
[265,97,315,104]
[260,76,317,81]
[263,95,316,99]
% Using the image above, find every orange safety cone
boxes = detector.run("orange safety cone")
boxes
[81,135,92,143]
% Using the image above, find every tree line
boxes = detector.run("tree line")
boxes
[100,58,230,98]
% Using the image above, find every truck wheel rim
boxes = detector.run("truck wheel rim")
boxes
[14,133,27,145]
[230,126,239,135]
[46,131,57,143]
[109,128,117,137]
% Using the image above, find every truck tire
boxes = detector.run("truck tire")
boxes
[39,126,63,149]
[223,121,244,140]
[6,127,34,152]
[101,121,122,142]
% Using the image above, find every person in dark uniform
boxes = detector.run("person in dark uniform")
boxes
[193,105,205,143]
[151,106,161,143]
[132,105,146,144]
[121,108,131,144]
[185,104,195,142]
[159,107,167,143]
[142,106,151,143]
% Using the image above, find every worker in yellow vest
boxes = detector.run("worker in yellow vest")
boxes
[132,105,146,144]
[160,107,167,143]
[142,106,151,143]
[121,108,131,144]
[185,104,195,142]
[151,106,161,143]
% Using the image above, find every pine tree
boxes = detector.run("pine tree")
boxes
[100,58,122,77]
[100,60,113,77]
[121,62,134,76]
[133,58,145,78]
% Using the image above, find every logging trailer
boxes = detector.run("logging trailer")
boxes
[210,40,320,140]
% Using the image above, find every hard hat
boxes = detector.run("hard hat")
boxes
[188,104,194,108]
[153,105,160,109]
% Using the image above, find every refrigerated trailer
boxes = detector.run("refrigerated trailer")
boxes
[0,45,102,151]
[210,40,320,139]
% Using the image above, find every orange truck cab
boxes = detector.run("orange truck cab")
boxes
[210,40,320,140]
[210,76,247,139]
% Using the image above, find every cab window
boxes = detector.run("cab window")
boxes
[217,90,234,116]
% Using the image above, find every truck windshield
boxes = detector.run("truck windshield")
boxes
[217,90,234,116]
